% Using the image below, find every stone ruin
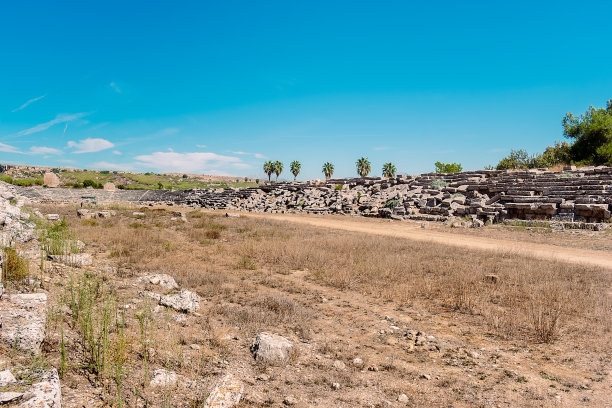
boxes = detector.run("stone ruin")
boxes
[11,166,612,227]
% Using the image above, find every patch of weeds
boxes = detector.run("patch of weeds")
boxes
[129,222,148,229]
[205,230,221,239]
[430,179,449,190]
[81,219,99,226]
[1,247,29,282]
[383,199,399,209]
[237,256,257,270]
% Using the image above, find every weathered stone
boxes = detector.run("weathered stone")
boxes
[204,374,243,408]
[250,332,293,363]
[43,172,60,187]
[0,293,47,353]
[0,392,23,404]
[46,214,60,221]
[158,290,200,313]
[150,369,178,387]
[48,253,93,267]
[18,368,62,407]
[138,274,179,290]
[103,182,116,191]
[0,369,17,386]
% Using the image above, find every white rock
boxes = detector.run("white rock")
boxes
[0,293,47,353]
[158,290,200,313]
[48,253,93,267]
[204,374,243,408]
[19,368,62,407]
[398,394,409,403]
[0,369,16,386]
[46,214,60,221]
[332,360,346,370]
[138,274,179,290]
[250,332,293,363]
[150,369,178,387]
[353,357,364,367]
[0,392,23,404]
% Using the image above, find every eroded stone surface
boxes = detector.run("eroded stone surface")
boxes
[158,290,200,313]
[150,369,178,387]
[250,332,293,363]
[204,374,243,408]
[18,368,62,408]
[0,293,47,354]
[138,274,179,290]
[48,253,93,267]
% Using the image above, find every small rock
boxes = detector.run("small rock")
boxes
[332,360,346,370]
[159,290,200,313]
[353,357,364,367]
[331,382,341,390]
[46,214,60,221]
[0,370,16,386]
[398,394,409,403]
[283,396,298,405]
[204,374,243,408]
[421,222,429,229]
[256,374,270,382]
[139,274,179,290]
[0,392,23,404]
[133,211,146,217]
[190,344,201,350]
[420,374,431,380]
[150,369,178,387]
[250,332,293,363]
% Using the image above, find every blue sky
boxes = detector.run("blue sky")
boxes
[1,1,611,179]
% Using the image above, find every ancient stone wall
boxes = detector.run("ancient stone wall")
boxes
[12,166,612,225]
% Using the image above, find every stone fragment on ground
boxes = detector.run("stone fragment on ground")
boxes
[0,369,17,386]
[142,289,200,313]
[18,368,62,408]
[250,332,293,363]
[0,392,23,404]
[138,274,179,290]
[150,369,178,387]
[204,374,243,408]
[0,293,47,353]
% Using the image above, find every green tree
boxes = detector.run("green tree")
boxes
[290,160,301,181]
[273,160,283,181]
[322,162,334,180]
[356,157,371,177]
[382,162,397,178]
[434,161,463,173]
[263,161,274,182]
[562,100,612,165]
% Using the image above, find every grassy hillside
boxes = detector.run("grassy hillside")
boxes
[0,166,260,190]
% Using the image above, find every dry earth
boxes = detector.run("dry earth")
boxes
[2,203,611,408]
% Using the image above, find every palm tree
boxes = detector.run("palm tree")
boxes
[273,160,283,181]
[382,162,397,178]
[356,157,371,178]
[322,162,334,180]
[263,160,274,182]
[290,160,301,181]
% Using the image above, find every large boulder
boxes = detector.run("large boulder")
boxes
[158,290,200,313]
[250,332,293,363]
[43,172,60,188]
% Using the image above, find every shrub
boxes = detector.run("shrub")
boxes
[430,179,449,190]
[334,184,343,191]
[434,161,463,173]
[383,199,399,209]
[1,247,29,282]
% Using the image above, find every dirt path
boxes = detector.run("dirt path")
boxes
[243,213,612,270]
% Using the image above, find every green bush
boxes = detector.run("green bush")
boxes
[383,199,400,209]
[434,161,463,173]
[1,247,29,282]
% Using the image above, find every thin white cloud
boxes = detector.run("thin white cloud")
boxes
[134,151,242,173]
[16,112,90,136]
[112,150,122,155]
[28,146,63,155]
[11,94,46,112]
[196,144,207,148]
[92,161,134,171]
[67,138,114,154]
[109,82,122,93]
[230,151,267,159]
[0,142,21,153]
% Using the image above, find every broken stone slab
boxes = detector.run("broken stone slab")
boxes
[48,253,93,267]
[0,392,23,404]
[46,214,60,221]
[204,374,243,408]
[0,293,47,354]
[138,274,179,290]
[133,211,146,217]
[158,290,200,313]
[250,332,293,363]
[18,368,62,408]
[150,368,178,387]
[0,369,17,386]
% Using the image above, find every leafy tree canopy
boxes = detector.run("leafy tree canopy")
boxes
[562,100,612,165]
[434,161,462,173]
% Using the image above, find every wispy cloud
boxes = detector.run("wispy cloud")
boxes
[0,142,21,153]
[92,161,134,171]
[28,146,63,155]
[134,151,242,173]
[109,82,121,93]
[67,138,114,153]
[112,150,122,155]
[196,144,207,148]
[16,112,90,137]
[11,94,46,112]
[230,151,267,159]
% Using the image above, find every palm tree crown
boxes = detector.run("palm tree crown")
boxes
[290,160,301,181]
[356,157,371,178]
[382,162,397,178]
[273,160,283,181]
[322,162,334,180]
[263,160,274,182]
